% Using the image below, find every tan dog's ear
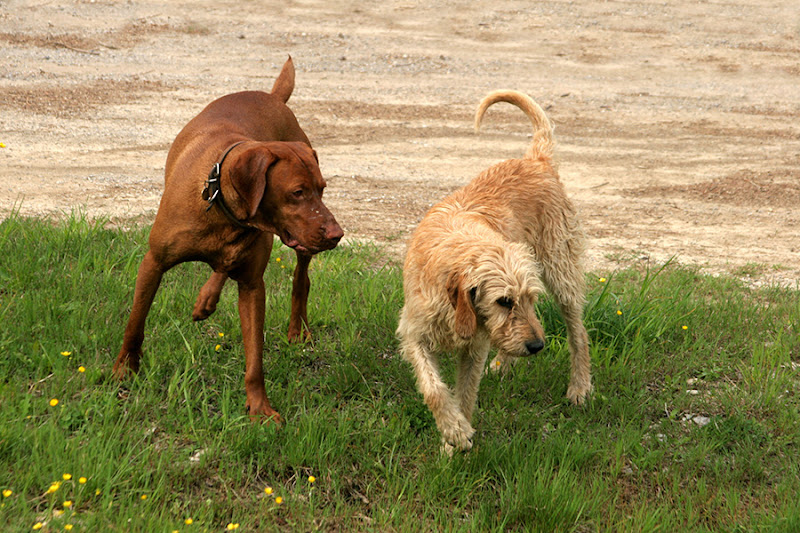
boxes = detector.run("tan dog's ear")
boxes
[228,148,276,218]
[447,272,477,339]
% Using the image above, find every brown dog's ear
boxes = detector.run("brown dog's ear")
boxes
[228,147,276,218]
[446,272,477,339]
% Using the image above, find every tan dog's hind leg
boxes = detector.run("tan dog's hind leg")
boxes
[455,337,490,423]
[402,340,474,454]
[192,272,228,321]
[539,243,592,404]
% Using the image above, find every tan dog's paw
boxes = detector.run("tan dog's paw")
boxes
[440,417,474,455]
[566,381,593,405]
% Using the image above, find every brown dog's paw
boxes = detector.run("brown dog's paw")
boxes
[191,295,217,322]
[246,401,283,425]
[112,351,140,380]
[287,326,311,343]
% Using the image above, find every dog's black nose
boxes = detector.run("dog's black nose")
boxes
[526,339,545,354]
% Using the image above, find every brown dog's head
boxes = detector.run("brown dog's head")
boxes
[446,242,546,357]
[226,141,343,254]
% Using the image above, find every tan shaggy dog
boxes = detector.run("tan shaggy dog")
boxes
[396,90,591,453]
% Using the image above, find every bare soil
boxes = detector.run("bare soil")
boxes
[1,0,799,287]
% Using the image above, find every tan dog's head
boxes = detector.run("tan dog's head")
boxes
[447,242,546,356]
[227,141,343,254]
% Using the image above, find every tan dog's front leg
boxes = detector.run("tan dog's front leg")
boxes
[114,251,165,378]
[402,340,474,454]
[237,277,281,424]
[192,271,228,321]
[288,252,312,341]
[455,337,490,423]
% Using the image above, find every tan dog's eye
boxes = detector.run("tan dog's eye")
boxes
[496,297,513,309]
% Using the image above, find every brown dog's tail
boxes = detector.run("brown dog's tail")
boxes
[474,90,555,162]
[270,56,296,103]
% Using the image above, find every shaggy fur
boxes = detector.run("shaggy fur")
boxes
[397,90,591,453]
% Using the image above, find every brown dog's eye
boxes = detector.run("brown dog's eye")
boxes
[292,189,304,198]
[496,297,513,309]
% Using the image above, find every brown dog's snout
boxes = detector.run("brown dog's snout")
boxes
[326,220,344,244]
[525,338,545,355]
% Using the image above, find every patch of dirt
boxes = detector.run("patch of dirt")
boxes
[1,0,798,288]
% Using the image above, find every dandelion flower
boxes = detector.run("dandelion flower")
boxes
[226,523,240,530]
[62,474,72,481]
[50,398,59,407]
[599,277,607,283]
[33,523,43,530]
[275,257,281,263]
[275,496,283,505]
[140,494,147,500]
[65,525,73,531]
[308,476,316,484]
[218,332,225,338]
[78,477,87,484]
[184,518,193,525]
[61,351,72,357]
[2,489,11,498]
[682,325,688,330]
[215,344,222,352]
[264,486,273,495]
[616,310,623,315]
[78,366,86,373]
[63,500,72,508]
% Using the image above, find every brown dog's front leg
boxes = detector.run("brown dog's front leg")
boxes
[114,251,165,378]
[192,271,228,321]
[237,277,282,424]
[288,252,312,342]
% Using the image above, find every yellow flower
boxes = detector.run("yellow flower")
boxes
[616,310,623,315]
[33,523,43,530]
[61,351,72,357]
[65,526,73,531]
[308,476,316,484]
[264,486,273,495]
[275,257,281,262]
[78,477,87,484]
[50,398,59,407]
[184,518,193,525]
[63,500,73,508]
[62,474,72,481]
[78,366,86,373]
[140,494,147,500]
[47,482,62,494]
[275,496,283,504]
[215,344,222,352]
[218,332,225,337]
[682,325,688,330]
[2,489,11,498]
[95,489,101,496]
[226,523,240,530]
[598,277,607,283]
[0,143,6,148]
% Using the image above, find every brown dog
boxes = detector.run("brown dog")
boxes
[113,57,343,423]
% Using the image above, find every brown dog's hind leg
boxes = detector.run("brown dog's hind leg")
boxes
[288,252,312,342]
[114,251,165,378]
[192,271,228,321]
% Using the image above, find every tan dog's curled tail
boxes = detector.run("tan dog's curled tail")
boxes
[474,90,555,162]
[270,55,296,103]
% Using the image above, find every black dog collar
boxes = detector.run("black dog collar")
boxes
[202,141,250,229]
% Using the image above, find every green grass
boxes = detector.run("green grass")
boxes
[0,213,798,532]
